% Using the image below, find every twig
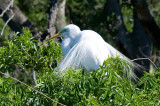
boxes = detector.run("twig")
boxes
[32,69,37,85]
[0,70,66,106]
[0,0,14,17]
[131,58,158,69]
[49,57,54,70]
[0,13,14,36]
[0,0,14,36]
[21,43,33,60]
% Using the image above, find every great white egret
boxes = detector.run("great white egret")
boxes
[48,24,140,80]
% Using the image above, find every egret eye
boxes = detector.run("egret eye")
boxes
[60,29,67,33]
[48,29,67,40]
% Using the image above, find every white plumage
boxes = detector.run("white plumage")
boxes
[48,24,139,79]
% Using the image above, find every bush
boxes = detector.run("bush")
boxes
[0,29,160,105]
[0,28,62,82]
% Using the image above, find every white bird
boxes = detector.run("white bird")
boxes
[48,24,139,80]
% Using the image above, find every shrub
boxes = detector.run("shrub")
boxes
[0,29,160,105]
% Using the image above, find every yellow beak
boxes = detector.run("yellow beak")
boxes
[48,32,61,40]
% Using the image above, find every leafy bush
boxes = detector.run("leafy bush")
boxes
[0,29,160,105]
[0,28,62,82]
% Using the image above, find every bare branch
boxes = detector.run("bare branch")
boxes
[32,69,37,85]
[0,0,13,17]
[132,58,158,69]
[0,0,42,39]
[0,0,14,36]
[0,12,14,36]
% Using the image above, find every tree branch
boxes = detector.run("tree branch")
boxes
[1,12,14,35]
[0,0,14,36]
[41,0,59,41]
[0,0,41,39]
[0,0,13,17]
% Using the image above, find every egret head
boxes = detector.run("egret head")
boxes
[48,24,81,40]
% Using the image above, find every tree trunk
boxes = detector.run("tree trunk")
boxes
[41,0,67,41]
[131,0,160,47]
[48,0,59,36]
[131,10,152,72]
[41,0,59,41]
[103,0,133,57]
[55,0,66,31]
[103,0,152,76]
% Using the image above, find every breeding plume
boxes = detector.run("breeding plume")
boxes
[48,24,139,79]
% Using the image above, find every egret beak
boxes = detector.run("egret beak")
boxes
[48,32,61,40]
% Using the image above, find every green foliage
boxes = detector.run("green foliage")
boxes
[121,4,134,33]
[0,30,159,105]
[0,28,62,82]
[0,0,160,104]
[148,0,160,27]
[67,0,105,28]
[15,0,49,32]
[0,77,26,105]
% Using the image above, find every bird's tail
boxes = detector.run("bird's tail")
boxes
[55,40,144,82]
[105,43,144,81]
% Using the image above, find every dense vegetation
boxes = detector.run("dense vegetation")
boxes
[0,0,160,105]
[0,30,160,105]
